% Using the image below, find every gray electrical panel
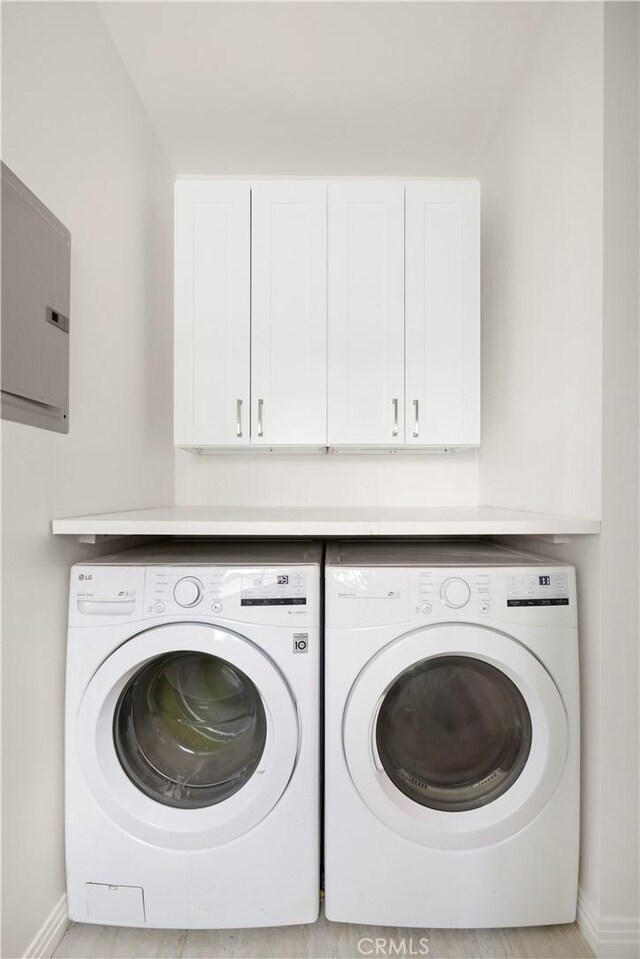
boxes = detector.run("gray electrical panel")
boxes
[1,162,71,433]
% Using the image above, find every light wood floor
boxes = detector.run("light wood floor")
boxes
[54,909,594,959]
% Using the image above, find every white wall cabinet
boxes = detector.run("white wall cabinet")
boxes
[174,181,250,448]
[251,182,327,447]
[327,182,405,446]
[405,181,480,447]
[175,179,480,452]
[175,181,326,449]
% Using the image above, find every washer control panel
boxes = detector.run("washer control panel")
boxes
[143,566,310,620]
[173,576,204,608]
[146,568,224,615]
[70,563,318,626]
[240,570,306,607]
[440,577,472,608]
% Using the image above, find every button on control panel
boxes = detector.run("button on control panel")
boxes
[441,577,471,608]
[145,567,225,616]
[173,576,204,608]
[417,570,492,616]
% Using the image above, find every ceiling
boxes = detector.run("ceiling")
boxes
[99,1,553,175]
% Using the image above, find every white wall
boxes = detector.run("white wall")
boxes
[596,1,639,946]
[478,2,606,938]
[482,3,639,955]
[1,4,174,957]
[479,2,603,520]
[176,449,478,508]
[98,1,552,176]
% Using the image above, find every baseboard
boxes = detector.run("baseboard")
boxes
[578,887,640,959]
[23,894,69,959]
[578,888,599,954]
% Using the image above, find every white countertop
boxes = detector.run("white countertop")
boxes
[51,505,600,539]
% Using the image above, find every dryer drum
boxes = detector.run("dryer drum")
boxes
[113,651,267,809]
[376,655,532,812]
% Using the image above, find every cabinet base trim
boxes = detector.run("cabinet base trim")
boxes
[178,445,478,455]
[327,446,477,454]
[179,446,327,454]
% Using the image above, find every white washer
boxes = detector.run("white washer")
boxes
[66,541,322,929]
[325,540,579,928]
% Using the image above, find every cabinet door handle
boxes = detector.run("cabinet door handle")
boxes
[392,398,399,437]
[413,399,419,438]
[257,398,264,437]
[236,399,243,438]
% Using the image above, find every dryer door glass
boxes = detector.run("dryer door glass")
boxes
[114,652,267,809]
[376,655,532,812]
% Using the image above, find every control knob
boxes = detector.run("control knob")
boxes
[173,576,204,608]
[441,577,471,609]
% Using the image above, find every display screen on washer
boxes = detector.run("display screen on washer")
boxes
[506,572,569,607]
[240,571,306,606]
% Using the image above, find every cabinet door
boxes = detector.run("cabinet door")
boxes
[251,182,327,446]
[405,181,480,447]
[328,182,405,446]
[174,181,250,447]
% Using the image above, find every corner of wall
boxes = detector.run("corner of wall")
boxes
[21,896,69,959]
[578,885,640,959]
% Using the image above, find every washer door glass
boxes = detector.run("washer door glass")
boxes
[114,651,267,809]
[376,655,532,812]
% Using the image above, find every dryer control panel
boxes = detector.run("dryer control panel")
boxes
[418,570,491,613]
[413,567,574,622]
[326,563,576,628]
[506,572,569,607]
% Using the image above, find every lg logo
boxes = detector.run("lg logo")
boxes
[78,573,93,581]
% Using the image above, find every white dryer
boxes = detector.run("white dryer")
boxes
[66,541,321,929]
[324,540,579,928]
